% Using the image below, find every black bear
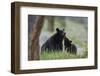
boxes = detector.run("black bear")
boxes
[41,28,66,51]
[64,37,77,54]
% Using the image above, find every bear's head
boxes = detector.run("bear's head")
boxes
[56,28,66,38]
[54,28,66,43]
[64,37,72,48]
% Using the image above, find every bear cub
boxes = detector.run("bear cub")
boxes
[64,37,77,54]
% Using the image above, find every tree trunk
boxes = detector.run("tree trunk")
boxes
[47,16,55,32]
[29,16,44,60]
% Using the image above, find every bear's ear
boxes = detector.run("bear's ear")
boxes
[56,28,59,32]
[70,41,72,43]
[63,29,65,31]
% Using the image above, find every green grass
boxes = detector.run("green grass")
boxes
[40,50,88,60]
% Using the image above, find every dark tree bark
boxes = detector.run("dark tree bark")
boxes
[28,16,44,60]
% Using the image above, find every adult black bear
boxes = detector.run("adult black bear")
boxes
[64,37,77,54]
[41,28,66,51]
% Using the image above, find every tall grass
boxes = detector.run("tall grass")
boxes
[40,50,87,60]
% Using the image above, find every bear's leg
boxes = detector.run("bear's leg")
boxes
[67,44,77,54]
[71,44,77,54]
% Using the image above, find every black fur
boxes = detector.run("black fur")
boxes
[41,28,77,54]
[41,28,66,51]
[64,37,77,54]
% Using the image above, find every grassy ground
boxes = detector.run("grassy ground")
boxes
[40,50,88,60]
